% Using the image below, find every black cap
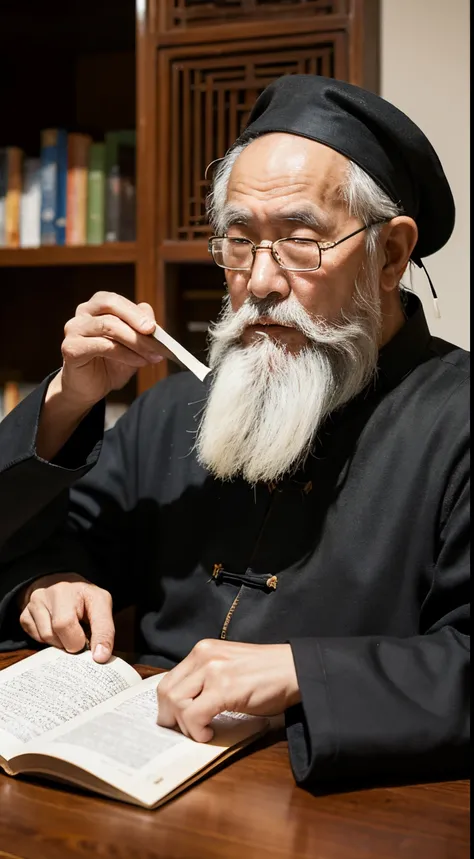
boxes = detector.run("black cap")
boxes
[237,75,455,261]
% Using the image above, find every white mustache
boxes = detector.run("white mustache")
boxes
[209,293,373,351]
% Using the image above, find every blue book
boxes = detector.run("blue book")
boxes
[40,128,67,246]
[55,131,68,245]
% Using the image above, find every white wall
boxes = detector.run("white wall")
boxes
[381,0,470,348]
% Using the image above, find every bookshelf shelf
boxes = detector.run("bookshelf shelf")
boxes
[0,243,137,268]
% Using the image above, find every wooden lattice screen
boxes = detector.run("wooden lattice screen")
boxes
[161,33,347,240]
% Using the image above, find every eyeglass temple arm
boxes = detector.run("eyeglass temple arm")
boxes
[325,222,382,251]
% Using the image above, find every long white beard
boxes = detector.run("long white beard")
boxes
[196,264,382,485]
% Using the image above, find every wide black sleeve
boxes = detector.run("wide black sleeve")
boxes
[0,375,139,649]
[286,446,470,787]
[0,373,104,548]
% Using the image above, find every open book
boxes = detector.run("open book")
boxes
[0,648,268,808]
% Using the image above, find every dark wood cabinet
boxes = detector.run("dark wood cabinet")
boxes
[0,0,379,397]
[159,1,346,32]
[138,0,379,388]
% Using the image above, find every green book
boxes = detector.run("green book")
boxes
[87,143,106,244]
[104,130,136,177]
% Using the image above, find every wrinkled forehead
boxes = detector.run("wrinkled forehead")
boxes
[228,133,350,205]
[225,133,350,232]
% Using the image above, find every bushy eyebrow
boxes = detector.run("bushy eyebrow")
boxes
[275,206,334,234]
[220,205,253,230]
[221,204,334,235]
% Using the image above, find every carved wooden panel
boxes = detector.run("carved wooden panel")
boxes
[165,0,347,30]
[159,34,347,241]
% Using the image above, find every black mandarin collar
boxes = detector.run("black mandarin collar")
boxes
[376,292,432,390]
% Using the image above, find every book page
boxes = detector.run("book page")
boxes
[16,673,267,807]
[0,648,141,760]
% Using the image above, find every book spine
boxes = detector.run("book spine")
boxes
[55,130,68,246]
[0,148,7,247]
[40,129,59,246]
[105,166,120,243]
[87,143,105,244]
[5,147,23,248]
[117,144,136,241]
[105,131,136,243]
[66,133,91,246]
[20,158,41,248]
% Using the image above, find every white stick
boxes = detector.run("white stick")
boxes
[152,324,211,382]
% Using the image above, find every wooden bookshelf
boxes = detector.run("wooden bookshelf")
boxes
[0,243,137,268]
[0,0,380,398]
[0,0,139,400]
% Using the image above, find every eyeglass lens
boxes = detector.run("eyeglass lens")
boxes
[211,238,322,271]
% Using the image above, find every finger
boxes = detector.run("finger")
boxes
[19,606,42,643]
[50,607,87,653]
[27,601,63,648]
[84,587,115,663]
[158,644,204,694]
[157,670,205,730]
[67,314,164,364]
[137,302,156,324]
[84,292,156,335]
[62,336,154,369]
[174,714,192,739]
[178,690,224,743]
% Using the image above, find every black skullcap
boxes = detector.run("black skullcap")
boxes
[236,75,455,261]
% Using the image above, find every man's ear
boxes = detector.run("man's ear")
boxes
[380,217,418,292]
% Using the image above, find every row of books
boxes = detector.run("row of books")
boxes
[0,130,136,249]
[0,381,128,430]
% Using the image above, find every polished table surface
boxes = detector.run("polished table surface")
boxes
[0,650,469,859]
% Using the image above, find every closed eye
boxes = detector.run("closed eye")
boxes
[285,237,318,243]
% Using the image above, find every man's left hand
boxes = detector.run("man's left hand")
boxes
[157,640,301,742]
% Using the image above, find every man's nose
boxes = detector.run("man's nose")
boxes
[247,245,290,301]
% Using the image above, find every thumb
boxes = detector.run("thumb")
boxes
[137,302,156,333]
[84,586,115,663]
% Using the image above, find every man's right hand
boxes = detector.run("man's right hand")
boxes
[59,291,164,408]
[19,573,115,663]
[36,292,167,461]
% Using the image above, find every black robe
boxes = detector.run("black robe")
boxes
[0,295,469,788]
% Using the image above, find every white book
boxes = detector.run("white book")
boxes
[0,648,267,808]
[20,158,41,248]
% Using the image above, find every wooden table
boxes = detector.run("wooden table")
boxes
[0,650,469,859]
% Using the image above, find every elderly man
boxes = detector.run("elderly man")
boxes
[0,76,469,788]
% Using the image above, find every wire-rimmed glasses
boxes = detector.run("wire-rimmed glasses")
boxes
[208,222,388,272]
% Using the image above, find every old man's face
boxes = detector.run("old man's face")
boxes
[196,133,386,485]
[224,133,372,340]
